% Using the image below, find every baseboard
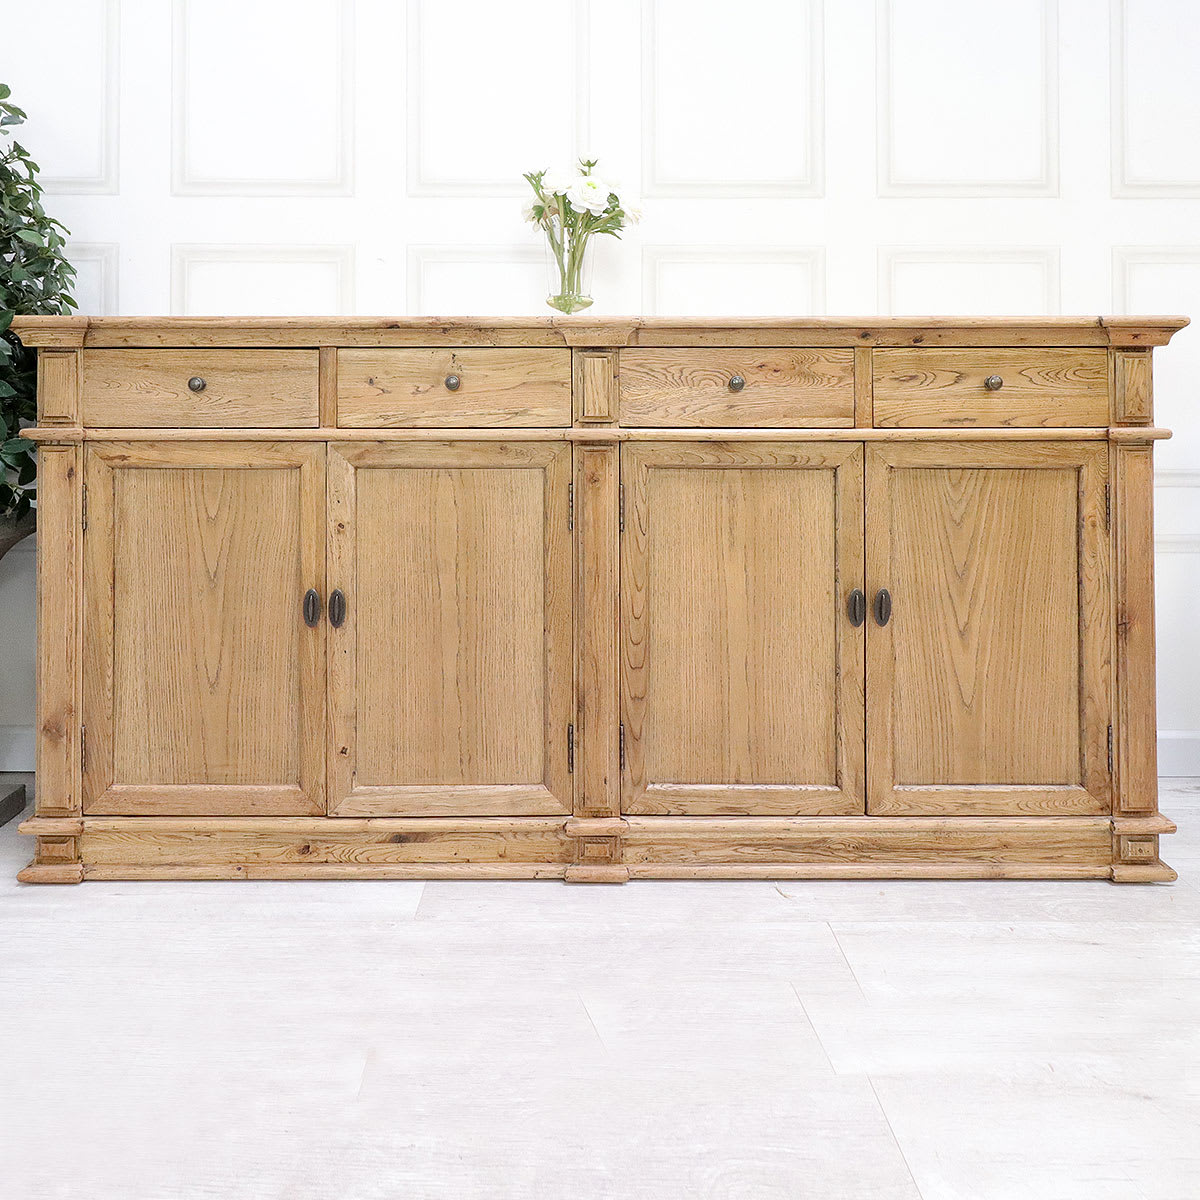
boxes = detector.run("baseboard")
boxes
[0,726,34,773]
[1158,731,1200,778]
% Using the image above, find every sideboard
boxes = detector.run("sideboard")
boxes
[11,315,1186,884]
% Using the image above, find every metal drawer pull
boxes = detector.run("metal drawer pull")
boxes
[873,588,892,626]
[728,374,746,392]
[444,374,461,391]
[329,588,347,628]
[847,589,866,627]
[302,589,321,628]
[187,376,207,393]
[983,374,1003,391]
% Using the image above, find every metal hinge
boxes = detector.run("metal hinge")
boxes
[619,484,625,533]
[1107,724,1114,774]
[80,724,86,772]
[619,722,626,770]
[568,482,574,531]
[81,484,88,532]
[567,723,574,773]
[1105,483,1111,532]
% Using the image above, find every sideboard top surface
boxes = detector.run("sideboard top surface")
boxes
[10,314,1189,350]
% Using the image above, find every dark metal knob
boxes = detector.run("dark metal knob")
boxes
[444,374,461,391]
[983,375,1003,391]
[302,589,321,628]
[187,376,207,393]
[329,588,347,628]
[847,589,866,627]
[728,374,746,392]
[873,588,892,626]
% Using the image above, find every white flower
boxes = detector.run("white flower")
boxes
[623,203,643,225]
[521,200,540,224]
[541,169,574,195]
[566,175,610,216]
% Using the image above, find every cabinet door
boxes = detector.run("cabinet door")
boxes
[621,442,865,815]
[328,442,573,816]
[82,443,326,815]
[866,442,1111,815]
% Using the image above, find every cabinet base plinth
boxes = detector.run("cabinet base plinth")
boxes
[1111,861,1177,883]
[565,864,630,884]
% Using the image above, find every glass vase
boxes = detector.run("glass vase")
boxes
[544,219,594,314]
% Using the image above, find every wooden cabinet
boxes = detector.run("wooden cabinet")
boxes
[620,441,864,815]
[326,441,573,816]
[81,442,326,815]
[12,316,1186,884]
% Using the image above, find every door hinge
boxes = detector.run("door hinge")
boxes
[81,483,88,532]
[1105,483,1111,532]
[1107,724,1114,774]
[619,722,626,771]
[619,484,626,533]
[80,724,86,772]
[567,723,574,774]
[568,482,574,531]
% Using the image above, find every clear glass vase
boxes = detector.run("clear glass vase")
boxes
[544,219,594,314]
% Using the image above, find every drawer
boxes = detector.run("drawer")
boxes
[619,349,855,427]
[873,348,1109,427]
[81,350,319,427]
[337,349,572,427]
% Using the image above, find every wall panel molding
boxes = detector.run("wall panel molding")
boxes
[171,0,355,195]
[170,245,356,315]
[879,247,1061,315]
[641,0,824,197]
[68,243,120,316]
[642,247,826,315]
[406,245,545,314]
[877,0,1059,196]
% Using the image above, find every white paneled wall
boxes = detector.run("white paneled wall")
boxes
[1,0,1198,773]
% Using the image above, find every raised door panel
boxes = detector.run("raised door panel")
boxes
[621,442,865,815]
[329,442,572,816]
[82,442,326,815]
[866,442,1110,815]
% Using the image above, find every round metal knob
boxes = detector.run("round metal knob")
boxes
[187,376,207,393]
[983,375,1003,391]
[728,374,746,392]
[444,374,461,391]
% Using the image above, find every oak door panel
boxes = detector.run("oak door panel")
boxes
[82,442,326,815]
[329,441,572,816]
[866,442,1110,815]
[621,442,865,815]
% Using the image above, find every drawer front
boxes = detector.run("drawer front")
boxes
[619,349,855,427]
[873,348,1109,427]
[337,349,572,427]
[81,350,319,427]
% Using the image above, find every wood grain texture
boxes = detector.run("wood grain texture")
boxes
[620,349,855,427]
[337,349,571,427]
[1114,351,1153,425]
[318,345,338,427]
[36,350,80,424]
[35,444,82,817]
[81,349,319,427]
[82,442,326,815]
[575,444,620,818]
[854,344,873,427]
[874,349,1110,427]
[621,442,864,816]
[866,441,1111,816]
[11,315,1190,349]
[328,441,573,817]
[1114,441,1159,814]
[576,350,618,422]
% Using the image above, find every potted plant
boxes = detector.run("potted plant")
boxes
[0,82,77,824]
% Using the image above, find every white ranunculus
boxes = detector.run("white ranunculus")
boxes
[623,203,643,225]
[541,169,574,195]
[521,200,540,224]
[566,175,610,216]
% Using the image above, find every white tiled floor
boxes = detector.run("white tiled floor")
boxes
[1,775,1197,1200]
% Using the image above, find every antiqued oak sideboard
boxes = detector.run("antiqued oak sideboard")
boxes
[12,315,1186,884]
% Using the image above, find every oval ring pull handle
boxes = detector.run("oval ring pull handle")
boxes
[983,374,1003,391]
[187,376,207,393]
[302,588,321,628]
[444,373,461,391]
[873,588,892,627]
[847,588,866,627]
[329,588,347,628]
[728,374,746,392]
